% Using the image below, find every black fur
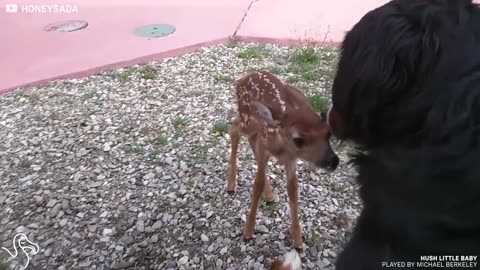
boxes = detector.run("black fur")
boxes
[331,0,480,269]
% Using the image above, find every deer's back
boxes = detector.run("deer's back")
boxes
[234,71,308,119]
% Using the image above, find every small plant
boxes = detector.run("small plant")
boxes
[123,143,141,154]
[301,70,321,82]
[330,182,344,193]
[307,229,325,247]
[286,76,301,84]
[210,55,220,61]
[148,148,160,159]
[286,63,313,74]
[192,144,209,163]
[104,70,117,79]
[13,90,25,99]
[212,121,230,136]
[319,49,340,89]
[290,47,320,66]
[84,89,99,99]
[28,92,41,102]
[285,44,336,83]
[14,90,40,102]
[173,117,188,138]
[266,66,283,75]
[238,45,269,59]
[307,95,329,112]
[114,225,126,240]
[173,117,188,129]
[245,66,259,73]
[118,69,134,82]
[140,66,157,80]
[261,200,281,216]
[62,97,74,104]
[227,37,239,48]
[332,212,349,228]
[214,74,234,83]
[0,256,9,270]
[247,66,284,75]
[153,135,168,146]
[289,43,340,85]
[207,93,216,101]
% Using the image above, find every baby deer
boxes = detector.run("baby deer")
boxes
[227,71,339,249]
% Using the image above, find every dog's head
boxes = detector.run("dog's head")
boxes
[327,0,480,150]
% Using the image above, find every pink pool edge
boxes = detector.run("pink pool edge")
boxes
[0,0,396,95]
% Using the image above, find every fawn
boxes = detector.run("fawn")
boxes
[227,70,339,249]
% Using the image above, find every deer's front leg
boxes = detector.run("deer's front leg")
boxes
[243,139,268,240]
[227,118,241,193]
[285,161,303,249]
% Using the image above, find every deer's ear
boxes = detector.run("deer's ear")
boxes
[319,110,327,120]
[253,101,277,125]
[326,105,343,137]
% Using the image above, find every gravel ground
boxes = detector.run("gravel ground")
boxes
[0,42,360,270]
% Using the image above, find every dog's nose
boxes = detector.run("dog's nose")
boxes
[316,153,339,171]
[328,154,339,171]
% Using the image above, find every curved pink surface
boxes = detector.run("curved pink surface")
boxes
[3,0,457,94]
[0,0,252,93]
[237,0,391,44]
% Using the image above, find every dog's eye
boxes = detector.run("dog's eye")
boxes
[293,137,305,148]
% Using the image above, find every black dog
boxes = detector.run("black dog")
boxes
[327,0,480,269]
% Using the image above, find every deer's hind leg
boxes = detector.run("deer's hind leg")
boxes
[247,134,273,202]
[227,117,242,193]
[243,136,268,240]
[285,161,303,249]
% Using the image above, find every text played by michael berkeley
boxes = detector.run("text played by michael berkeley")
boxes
[382,255,478,268]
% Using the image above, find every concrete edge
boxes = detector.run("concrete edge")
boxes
[0,36,341,96]
[0,37,230,96]
[233,35,341,47]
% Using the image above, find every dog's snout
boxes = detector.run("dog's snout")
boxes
[328,153,339,171]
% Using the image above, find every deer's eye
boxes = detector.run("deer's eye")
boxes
[293,137,305,148]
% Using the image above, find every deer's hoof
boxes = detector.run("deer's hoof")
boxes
[263,194,274,203]
[292,243,303,253]
[241,234,253,242]
[291,238,304,251]
[242,229,254,242]
[227,189,235,195]
[288,229,304,250]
